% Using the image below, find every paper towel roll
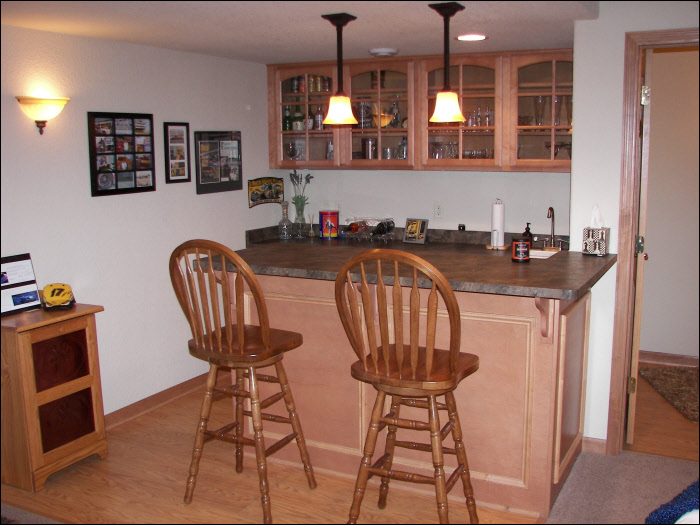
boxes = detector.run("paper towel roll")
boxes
[491,199,505,247]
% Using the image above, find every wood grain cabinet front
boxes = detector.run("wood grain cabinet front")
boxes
[1,304,107,491]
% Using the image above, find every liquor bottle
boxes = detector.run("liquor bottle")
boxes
[347,221,367,233]
[292,104,305,131]
[314,105,324,130]
[278,201,293,240]
[371,220,395,236]
[282,106,292,131]
[306,105,314,131]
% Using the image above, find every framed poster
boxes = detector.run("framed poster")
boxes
[194,131,242,194]
[163,122,191,183]
[88,112,155,196]
[248,177,283,207]
[1,253,41,316]
[403,218,429,244]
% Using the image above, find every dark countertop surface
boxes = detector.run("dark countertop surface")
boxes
[234,237,617,301]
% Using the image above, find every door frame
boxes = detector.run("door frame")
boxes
[606,28,699,455]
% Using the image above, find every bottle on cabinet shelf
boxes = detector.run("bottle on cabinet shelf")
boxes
[282,106,292,131]
[292,103,305,131]
[314,105,324,130]
[307,105,314,131]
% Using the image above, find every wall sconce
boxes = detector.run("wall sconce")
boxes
[322,13,358,125]
[429,2,466,123]
[15,96,70,135]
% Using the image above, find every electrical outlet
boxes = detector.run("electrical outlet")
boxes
[434,202,444,219]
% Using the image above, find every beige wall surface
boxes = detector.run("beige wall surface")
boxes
[640,49,699,357]
[571,0,698,438]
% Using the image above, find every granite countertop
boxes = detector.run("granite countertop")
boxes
[233,234,617,301]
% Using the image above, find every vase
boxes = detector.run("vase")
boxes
[293,201,306,237]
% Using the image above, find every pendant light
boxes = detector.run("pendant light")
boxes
[322,13,358,125]
[429,2,466,123]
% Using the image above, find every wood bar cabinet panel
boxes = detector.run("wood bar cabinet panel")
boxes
[234,274,589,519]
[1,304,107,491]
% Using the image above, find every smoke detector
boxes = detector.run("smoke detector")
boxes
[369,48,398,57]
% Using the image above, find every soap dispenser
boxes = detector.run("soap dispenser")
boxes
[522,223,534,243]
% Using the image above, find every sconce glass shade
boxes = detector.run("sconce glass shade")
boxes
[430,91,465,123]
[323,94,358,125]
[15,96,70,134]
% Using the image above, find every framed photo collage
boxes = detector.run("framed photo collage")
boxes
[88,112,155,196]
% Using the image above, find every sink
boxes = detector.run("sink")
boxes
[530,249,558,259]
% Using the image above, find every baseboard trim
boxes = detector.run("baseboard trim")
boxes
[639,351,699,368]
[104,373,208,430]
[582,437,607,454]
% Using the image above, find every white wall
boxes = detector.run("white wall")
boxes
[1,26,275,413]
[2,1,698,441]
[640,49,699,357]
[571,1,699,438]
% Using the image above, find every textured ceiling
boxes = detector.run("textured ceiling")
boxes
[1,1,599,64]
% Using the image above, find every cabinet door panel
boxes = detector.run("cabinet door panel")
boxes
[32,329,89,392]
[38,387,96,453]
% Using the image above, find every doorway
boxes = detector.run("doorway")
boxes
[607,28,699,455]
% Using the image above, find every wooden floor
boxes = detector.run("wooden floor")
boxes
[3,371,696,524]
[1,384,539,524]
[623,372,699,462]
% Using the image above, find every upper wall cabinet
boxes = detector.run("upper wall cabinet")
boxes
[346,59,415,168]
[267,49,572,172]
[505,51,573,171]
[267,64,340,169]
[416,54,501,170]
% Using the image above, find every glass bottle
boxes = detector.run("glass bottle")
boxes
[306,105,314,131]
[282,106,292,131]
[292,103,305,131]
[279,201,293,239]
[314,105,324,130]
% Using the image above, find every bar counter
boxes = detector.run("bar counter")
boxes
[224,233,617,519]
[235,236,616,300]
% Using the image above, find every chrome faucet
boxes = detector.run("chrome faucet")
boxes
[547,207,555,248]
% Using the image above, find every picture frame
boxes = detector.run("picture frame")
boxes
[163,122,191,183]
[194,131,242,195]
[1,253,41,317]
[403,218,429,244]
[248,177,284,207]
[88,112,155,196]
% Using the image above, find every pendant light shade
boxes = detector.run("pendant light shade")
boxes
[429,2,466,123]
[322,13,358,125]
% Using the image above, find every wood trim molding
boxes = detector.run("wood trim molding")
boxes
[582,437,607,455]
[639,351,699,368]
[104,373,209,430]
[607,28,699,456]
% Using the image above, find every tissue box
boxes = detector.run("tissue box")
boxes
[582,227,610,256]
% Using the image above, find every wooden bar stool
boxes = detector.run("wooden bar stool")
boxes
[169,239,316,524]
[335,249,479,524]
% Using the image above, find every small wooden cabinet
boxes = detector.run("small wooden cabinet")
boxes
[1,304,107,491]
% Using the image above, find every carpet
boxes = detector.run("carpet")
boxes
[638,366,699,423]
[546,451,700,524]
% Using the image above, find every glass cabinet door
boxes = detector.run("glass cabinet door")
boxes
[424,58,498,167]
[277,67,337,167]
[515,57,572,164]
[349,63,412,167]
